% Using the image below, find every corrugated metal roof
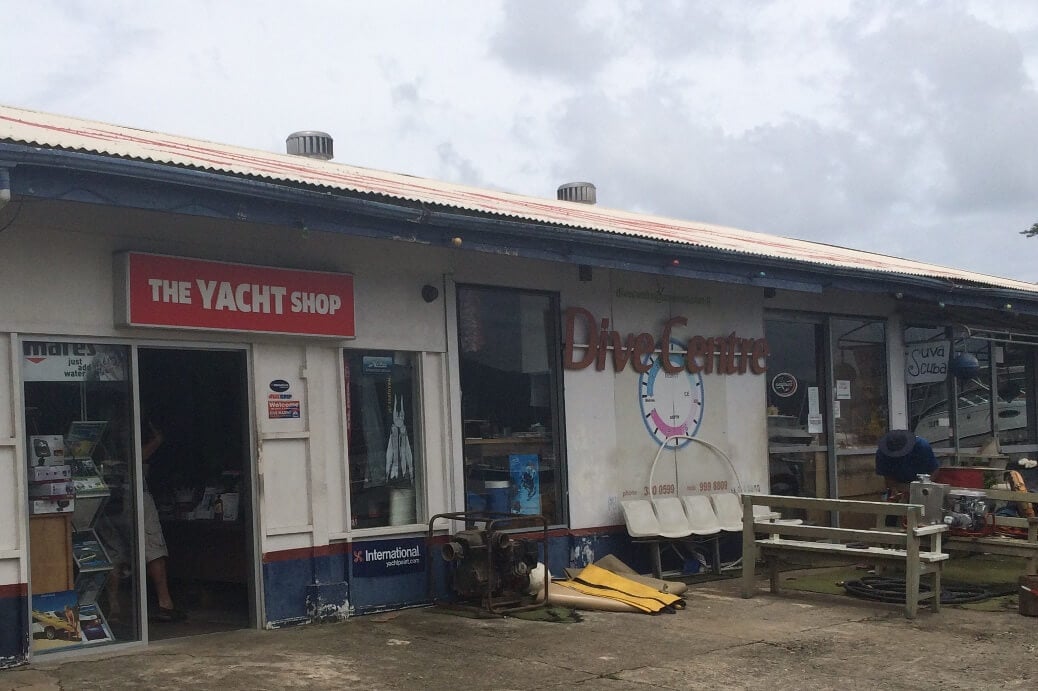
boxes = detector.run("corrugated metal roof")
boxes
[1,103,1035,294]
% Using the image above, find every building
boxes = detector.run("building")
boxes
[2,104,1036,665]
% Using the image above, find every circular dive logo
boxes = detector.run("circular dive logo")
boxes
[771,372,798,398]
[638,340,705,448]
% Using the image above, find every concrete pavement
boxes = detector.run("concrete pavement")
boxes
[4,574,1036,690]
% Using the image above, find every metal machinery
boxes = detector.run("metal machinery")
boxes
[943,489,993,534]
[426,511,548,615]
[909,476,993,535]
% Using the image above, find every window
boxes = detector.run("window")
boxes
[831,318,888,450]
[906,325,954,449]
[905,324,1038,451]
[457,286,565,525]
[996,344,1035,447]
[22,341,142,649]
[344,351,423,528]
[950,336,994,447]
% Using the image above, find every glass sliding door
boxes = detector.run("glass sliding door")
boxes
[23,341,141,652]
[830,318,888,504]
[764,318,830,521]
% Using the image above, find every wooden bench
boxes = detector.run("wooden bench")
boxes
[943,486,1038,576]
[740,494,948,619]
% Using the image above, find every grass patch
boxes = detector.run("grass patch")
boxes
[776,553,1026,611]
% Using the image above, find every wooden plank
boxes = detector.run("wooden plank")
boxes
[752,521,908,545]
[946,539,1036,557]
[946,530,1038,569]
[945,487,1037,503]
[756,539,948,562]
[991,515,1037,529]
[741,494,757,599]
[744,493,919,516]
[905,506,921,619]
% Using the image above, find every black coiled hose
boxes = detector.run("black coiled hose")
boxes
[843,576,993,604]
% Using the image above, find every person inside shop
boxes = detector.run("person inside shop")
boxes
[875,428,939,502]
[141,417,185,623]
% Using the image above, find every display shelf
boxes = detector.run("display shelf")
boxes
[70,457,110,530]
[71,528,112,610]
[72,529,113,572]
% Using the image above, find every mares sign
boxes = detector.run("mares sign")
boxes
[116,252,355,337]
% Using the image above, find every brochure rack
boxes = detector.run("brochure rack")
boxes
[29,421,116,651]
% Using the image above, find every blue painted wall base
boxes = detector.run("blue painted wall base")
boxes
[259,527,688,626]
[305,581,350,623]
[0,589,28,669]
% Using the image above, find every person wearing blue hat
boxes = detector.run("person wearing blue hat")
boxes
[875,429,939,500]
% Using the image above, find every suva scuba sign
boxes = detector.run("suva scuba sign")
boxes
[562,307,769,375]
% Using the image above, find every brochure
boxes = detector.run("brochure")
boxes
[64,421,108,459]
[72,529,113,572]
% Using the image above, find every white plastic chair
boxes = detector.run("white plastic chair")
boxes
[681,494,724,574]
[621,499,672,577]
[709,492,744,532]
[621,499,662,538]
[681,495,723,536]
[653,496,694,539]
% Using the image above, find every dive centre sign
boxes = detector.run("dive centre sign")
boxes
[562,307,769,375]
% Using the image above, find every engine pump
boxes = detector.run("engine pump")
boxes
[428,511,549,615]
[441,527,539,601]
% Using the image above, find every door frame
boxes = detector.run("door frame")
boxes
[132,342,260,642]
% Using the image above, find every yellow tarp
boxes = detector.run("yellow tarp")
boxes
[564,563,685,613]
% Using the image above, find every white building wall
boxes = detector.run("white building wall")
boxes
[447,252,776,530]
[558,271,770,529]
[0,200,906,583]
[0,334,27,589]
[0,202,458,581]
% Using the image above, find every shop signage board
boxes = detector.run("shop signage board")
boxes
[115,252,356,338]
[22,342,129,382]
[562,307,769,375]
[351,538,424,577]
[267,378,301,419]
[905,339,950,384]
[771,372,797,397]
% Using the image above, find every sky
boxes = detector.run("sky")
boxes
[2,0,1037,282]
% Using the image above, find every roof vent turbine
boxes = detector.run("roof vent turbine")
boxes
[286,131,334,160]
[557,181,597,205]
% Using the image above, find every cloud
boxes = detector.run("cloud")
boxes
[489,0,618,83]
[2,0,1036,281]
[481,1,1038,280]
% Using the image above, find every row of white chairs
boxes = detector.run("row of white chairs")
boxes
[622,493,789,540]
[621,493,801,577]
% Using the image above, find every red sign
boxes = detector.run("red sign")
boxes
[118,252,355,338]
[562,306,768,375]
